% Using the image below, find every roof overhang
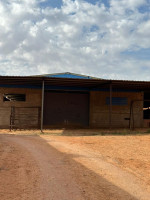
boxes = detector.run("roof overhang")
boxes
[0,76,150,91]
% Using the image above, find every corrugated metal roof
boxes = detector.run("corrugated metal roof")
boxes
[32,72,100,79]
[0,73,150,90]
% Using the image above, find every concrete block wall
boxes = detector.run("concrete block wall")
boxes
[0,87,41,128]
[89,91,143,128]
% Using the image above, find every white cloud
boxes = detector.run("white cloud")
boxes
[0,0,149,80]
[110,0,147,14]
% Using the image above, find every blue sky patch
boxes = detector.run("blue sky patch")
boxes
[121,48,150,60]
[39,0,110,9]
[90,25,99,32]
[39,0,63,9]
[84,0,110,7]
[141,66,149,71]
[83,0,100,4]
[138,5,150,13]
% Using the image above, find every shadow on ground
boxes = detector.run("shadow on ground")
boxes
[0,133,141,200]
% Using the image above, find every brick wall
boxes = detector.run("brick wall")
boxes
[0,87,41,128]
[89,91,143,128]
[0,87,144,129]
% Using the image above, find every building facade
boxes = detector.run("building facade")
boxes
[0,72,149,130]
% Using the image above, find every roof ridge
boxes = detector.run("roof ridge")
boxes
[31,72,101,79]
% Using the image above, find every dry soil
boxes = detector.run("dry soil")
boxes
[0,133,150,200]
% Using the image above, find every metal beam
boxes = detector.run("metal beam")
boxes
[89,81,111,89]
[41,79,45,133]
[109,83,112,129]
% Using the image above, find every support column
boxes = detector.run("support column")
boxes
[41,79,45,133]
[109,83,112,129]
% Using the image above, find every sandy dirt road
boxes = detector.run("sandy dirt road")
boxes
[0,134,150,200]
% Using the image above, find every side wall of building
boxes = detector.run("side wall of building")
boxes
[89,91,143,128]
[0,87,41,128]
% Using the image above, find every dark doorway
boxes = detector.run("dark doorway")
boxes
[43,91,89,128]
[143,92,150,119]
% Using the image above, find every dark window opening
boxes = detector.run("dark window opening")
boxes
[106,97,128,105]
[3,94,26,102]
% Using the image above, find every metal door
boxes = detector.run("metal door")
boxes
[43,91,89,128]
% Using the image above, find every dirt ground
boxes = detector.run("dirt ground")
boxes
[0,132,150,200]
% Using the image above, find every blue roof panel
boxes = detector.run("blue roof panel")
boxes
[43,72,95,79]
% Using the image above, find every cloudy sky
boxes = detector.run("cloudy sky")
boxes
[0,0,150,80]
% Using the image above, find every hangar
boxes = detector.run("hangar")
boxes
[0,72,150,130]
